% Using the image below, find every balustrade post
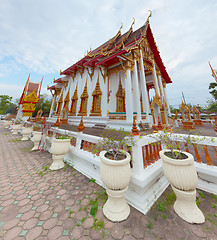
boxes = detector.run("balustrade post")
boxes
[131,138,145,176]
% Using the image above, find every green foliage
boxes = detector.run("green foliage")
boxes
[206,99,217,112]
[147,221,153,230]
[90,178,96,183]
[90,205,98,217]
[0,95,14,114]
[96,127,135,160]
[92,218,105,230]
[198,190,206,199]
[209,82,217,100]
[150,128,206,159]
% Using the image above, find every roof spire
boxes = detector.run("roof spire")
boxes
[147,10,152,22]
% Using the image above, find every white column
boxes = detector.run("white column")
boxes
[125,68,133,122]
[163,86,171,116]
[101,74,108,118]
[133,60,141,121]
[49,95,56,118]
[158,75,164,100]
[152,60,160,96]
[139,50,152,124]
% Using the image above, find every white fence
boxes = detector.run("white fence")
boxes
[42,127,217,215]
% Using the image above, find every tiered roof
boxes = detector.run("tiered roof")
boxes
[49,19,171,91]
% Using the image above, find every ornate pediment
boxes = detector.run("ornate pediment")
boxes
[22,103,36,112]
[23,90,39,103]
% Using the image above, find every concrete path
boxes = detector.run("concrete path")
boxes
[0,123,217,239]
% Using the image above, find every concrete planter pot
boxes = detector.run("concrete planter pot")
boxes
[159,149,205,224]
[21,127,33,141]
[31,131,42,151]
[49,138,70,170]
[12,124,22,134]
[100,150,131,222]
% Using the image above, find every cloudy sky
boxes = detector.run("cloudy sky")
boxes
[0,0,217,108]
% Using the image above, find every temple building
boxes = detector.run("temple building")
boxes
[47,17,172,131]
[16,75,43,120]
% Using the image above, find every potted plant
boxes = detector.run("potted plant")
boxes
[96,128,135,222]
[12,119,23,134]
[152,128,205,223]
[31,124,43,151]
[49,134,71,170]
[21,122,33,141]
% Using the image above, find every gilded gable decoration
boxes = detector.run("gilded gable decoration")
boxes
[23,90,39,103]
[78,78,88,116]
[56,91,63,115]
[116,76,126,112]
[86,67,94,81]
[90,73,102,116]
[70,83,78,116]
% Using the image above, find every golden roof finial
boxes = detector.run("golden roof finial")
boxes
[147,10,152,22]
[60,69,62,74]
[119,22,123,32]
[53,78,55,83]
[130,18,135,30]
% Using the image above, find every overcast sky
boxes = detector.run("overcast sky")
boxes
[0,0,217,108]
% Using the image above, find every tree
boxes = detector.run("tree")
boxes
[205,99,217,113]
[0,95,13,114]
[169,105,179,113]
[209,82,217,100]
[33,94,52,117]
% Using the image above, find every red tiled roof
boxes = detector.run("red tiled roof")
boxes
[60,21,171,84]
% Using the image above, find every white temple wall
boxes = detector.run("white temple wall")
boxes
[99,69,108,117]
[86,69,94,116]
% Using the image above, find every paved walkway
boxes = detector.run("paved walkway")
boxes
[0,123,217,240]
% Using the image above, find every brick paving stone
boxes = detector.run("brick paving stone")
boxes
[17,198,30,206]
[58,211,70,221]
[131,224,145,239]
[33,199,45,207]
[122,236,136,240]
[79,236,92,240]
[170,224,187,239]
[83,218,94,229]
[20,211,35,221]
[208,235,217,240]
[1,199,14,206]
[25,226,43,240]
[62,218,77,229]
[36,204,49,213]
[190,224,207,238]
[111,225,124,239]
[47,226,63,239]
[65,199,75,206]
[89,229,103,240]
[75,210,88,220]
[3,226,22,240]
[43,218,58,230]
[2,218,20,230]
[23,218,39,230]
[19,204,32,213]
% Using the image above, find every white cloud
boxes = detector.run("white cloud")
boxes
[0,0,217,107]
